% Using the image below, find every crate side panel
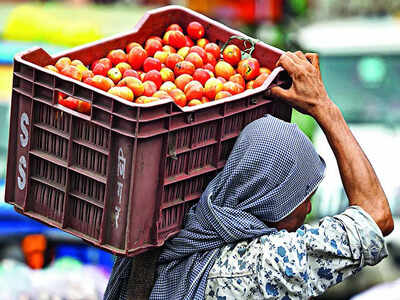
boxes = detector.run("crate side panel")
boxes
[33,103,71,134]
[103,133,134,249]
[73,118,110,151]
[191,120,218,147]
[67,195,102,239]
[29,181,64,223]
[32,128,69,161]
[70,171,106,205]
[71,143,107,177]
[222,113,245,138]
[30,156,67,188]
[6,92,32,207]
[128,135,163,250]
[187,144,215,174]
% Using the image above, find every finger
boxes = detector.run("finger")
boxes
[269,86,292,100]
[285,51,302,63]
[294,51,307,61]
[305,53,320,70]
[276,53,298,76]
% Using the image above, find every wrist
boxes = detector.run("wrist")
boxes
[313,99,342,129]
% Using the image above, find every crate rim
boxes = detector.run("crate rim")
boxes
[13,5,287,113]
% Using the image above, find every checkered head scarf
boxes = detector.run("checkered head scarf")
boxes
[105,114,326,300]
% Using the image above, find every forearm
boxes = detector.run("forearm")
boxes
[315,103,393,236]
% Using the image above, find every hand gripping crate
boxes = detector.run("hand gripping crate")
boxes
[5,5,292,256]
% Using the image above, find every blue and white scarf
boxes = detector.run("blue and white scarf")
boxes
[104,114,326,300]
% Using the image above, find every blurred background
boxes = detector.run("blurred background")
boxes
[0,0,399,299]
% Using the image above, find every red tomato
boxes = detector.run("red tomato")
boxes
[189,46,207,63]
[166,53,184,70]
[62,96,79,110]
[167,30,187,49]
[193,68,211,86]
[253,72,269,88]
[143,70,163,89]
[174,61,195,76]
[167,24,184,32]
[77,100,91,114]
[127,47,147,70]
[143,57,162,72]
[206,52,217,66]
[185,53,203,69]
[204,63,215,73]
[222,45,241,66]
[185,36,194,47]
[197,38,209,48]
[184,80,203,101]
[145,38,163,57]
[187,21,205,40]
[169,88,187,107]
[205,43,221,59]
[229,74,245,88]
[237,58,260,81]
[126,42,143,54]
[148,36,163,44]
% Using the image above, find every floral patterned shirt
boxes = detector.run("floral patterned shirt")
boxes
[205,206,388,300]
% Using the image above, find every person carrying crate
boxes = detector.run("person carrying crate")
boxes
[104,51,394,300]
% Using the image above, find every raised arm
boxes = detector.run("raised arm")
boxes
[270,51,394,236]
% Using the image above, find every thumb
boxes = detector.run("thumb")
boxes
[269,86,292,100]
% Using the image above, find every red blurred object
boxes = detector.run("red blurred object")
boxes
[188,0,284,23]
[22,234,46,269]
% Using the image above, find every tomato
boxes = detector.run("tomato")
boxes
[187,21,205,40]
[189,46,207,63]
[175,74,193,91]
[167,24,184,33]
[166,30,187,49]
[197,38,209,48]
[185,36,194,47]
[77,100,92,114]
[184,81,204,101]
[193,68,211,86]
[215,61,235,80]
[145,38,163,57]
[205,43,221,60]
[169,88,187,107]
[229,74,245,88]
[222,45,241,66]
[166,53,184,70]
[185,52,203,69]
[62,96,79,110]
[126,42,143,53]
[206,52,217,66]
[143,57,162,72]
[143,70,163,89]
[174,61,195,76]
[188,99,202,106]
[215,91,232,100]
[253,73,270,88]
[237,58,260,81]
[148,36,163,44]
[143,81,158,96]
[107,49,128,66]
[127,47,147,70]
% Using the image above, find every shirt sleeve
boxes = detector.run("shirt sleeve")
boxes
[257,206,388,299]
[302,206,388,296]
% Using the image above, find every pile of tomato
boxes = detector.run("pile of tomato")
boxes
[46,21,272,114]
